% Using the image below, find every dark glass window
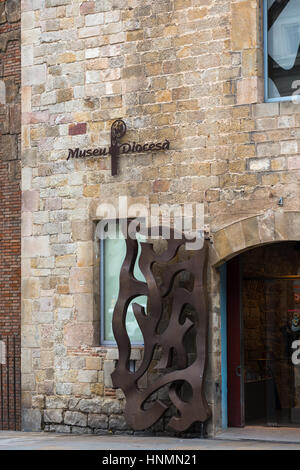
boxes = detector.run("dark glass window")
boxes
[265,0,300,100]
[100,221,145,345]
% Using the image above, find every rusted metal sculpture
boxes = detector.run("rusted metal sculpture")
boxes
[110,119,127,176]
[111,226,211,432]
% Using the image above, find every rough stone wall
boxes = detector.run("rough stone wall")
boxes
[21,0,300,435]
[0,0,21,430]
[211,1,300,235]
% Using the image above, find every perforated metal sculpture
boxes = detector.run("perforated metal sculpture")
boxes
[111,227,211,432]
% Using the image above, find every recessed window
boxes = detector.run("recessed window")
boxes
[100,221,146,346]
[264,0,300,102]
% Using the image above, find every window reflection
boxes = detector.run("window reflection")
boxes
[267,0,300,99]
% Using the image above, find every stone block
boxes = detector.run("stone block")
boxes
[22,190,39,212]
[80,2,95,15]
[83,184,100,197]
[23,236,50,258]
[76,398,102,413]
[213,229,232,263]
[236,77,258,105]
[23,65,46,86]
[77,241,93,266]
[64,322,94,347]
[109,414,129,431]
[91,383,104,396]
[69,267,93,293]
[56,383,72,395]
[39,297,53,312]
[74,294,93,322]
[86,357,101,370]
[40,350,54,369]
[22,212,32,237]
[4,78,19,103]
[71,383,92,396]
[78,370,98,383]
[22,11,35,30]
[21,348,32,373]
[281,140,298,155]
[57,52,76,64]
[1,134,17,160]
[69,123,87,135]
[103,360,115,387]
[55,254,76,267]
[49,424,71,433]
[22,279,40,299]
[0,3,6,24]
[280,101,300,115]
[241,217,261,249]
[79,26,100,38]
[231,1,257,50]
[85,13,104,26]
[45,396,69,409]
[56,295,73,308]
[278,115,295,128]
[6,0,21,23]
[102,399,121,415]
[21,392,32,409]
[57,88,73,103]
[248,158,270,172]
[85,47,99,59]
[288,156,300,170]
[44,409,63,424]
[257,210,275,243]
[86,70,101,83]
[45,0,72,6]
[254,102,279,117]
[88,413,108,429]
[10,104,21,133]
[23,111,50,125]
[32,395,45,409]
[0,80,5,104]
[106,349,119,360]
[22,409,42,431]
[71,426,93,434]
[71,220,93,241]
[22,167,32,191]
[64,411,87,427]
[22,324,40,348]
[257,142,280,158]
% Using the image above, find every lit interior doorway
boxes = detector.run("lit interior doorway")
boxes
[226,242,300,428]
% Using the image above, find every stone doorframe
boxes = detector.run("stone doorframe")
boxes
[210,210,300,267]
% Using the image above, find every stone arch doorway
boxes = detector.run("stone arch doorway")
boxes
[212,211,300,429]
[212,211,300,267]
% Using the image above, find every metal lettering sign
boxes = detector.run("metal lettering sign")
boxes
[67,119,170,176]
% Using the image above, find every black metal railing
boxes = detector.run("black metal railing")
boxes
[0,334,21,430]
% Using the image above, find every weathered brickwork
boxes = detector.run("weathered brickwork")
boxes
[0,0,21,430]
[20,0,300,435]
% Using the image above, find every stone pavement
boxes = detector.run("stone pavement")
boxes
[1,430,300,450]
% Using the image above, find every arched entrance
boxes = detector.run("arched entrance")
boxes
[212,211,300,429]
[227,242,300,427]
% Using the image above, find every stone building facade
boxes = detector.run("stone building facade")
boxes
[0,0,298,435]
